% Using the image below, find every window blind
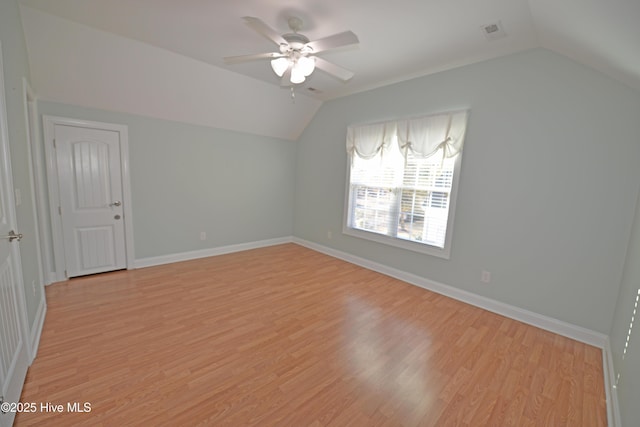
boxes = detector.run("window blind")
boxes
[345,110,467,253]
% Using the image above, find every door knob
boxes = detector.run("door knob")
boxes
[110,201,122,207]
[1,230,23,242]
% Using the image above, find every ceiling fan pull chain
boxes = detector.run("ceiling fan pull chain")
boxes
[290,86,296,102]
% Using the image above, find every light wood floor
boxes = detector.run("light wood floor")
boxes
[16,244,606,426]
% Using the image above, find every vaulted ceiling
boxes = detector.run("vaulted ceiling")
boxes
[19,0,640,140]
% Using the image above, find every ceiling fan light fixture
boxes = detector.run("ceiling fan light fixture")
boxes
[297,56,315,77]
[270,57,289,77]
[290,66,306,84]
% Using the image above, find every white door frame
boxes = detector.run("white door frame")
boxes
[0,41,30,427]
[43,116,135,281]
[22,78,48,287]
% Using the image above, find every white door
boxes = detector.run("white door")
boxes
[0,42,29,427]
[53,124,126,277]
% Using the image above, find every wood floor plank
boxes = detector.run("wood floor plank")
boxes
[15,244,607,426]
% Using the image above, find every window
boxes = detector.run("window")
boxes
[344,110,468,258]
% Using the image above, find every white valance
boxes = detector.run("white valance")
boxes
[347,110,468,160]
[346,121,397,159]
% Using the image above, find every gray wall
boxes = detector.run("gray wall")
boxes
[294,48,640,334]
[0,0,44,331]
[37,101,296,260]
[8,10,640,423]
[610,188,640,427]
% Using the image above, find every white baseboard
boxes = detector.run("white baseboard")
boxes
[293,238,626,424]
[46,271,57,285]
[602,339,622,427]
[134,236,294,269]
[41,235,622,424]
[293,237,609,348]
[29,293,47,363]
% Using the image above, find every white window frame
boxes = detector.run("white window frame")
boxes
[342,116,466,259]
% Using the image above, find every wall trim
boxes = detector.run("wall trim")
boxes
[293,237,609,348]
[47,272,57,286]
[22,78,49,288]
[603,338,622,427]
[121,236,611,346]
[293,238,623,424]
[29,292,47,363]
[39,236,622,424]
[134,236,294,269]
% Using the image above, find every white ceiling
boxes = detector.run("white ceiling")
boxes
[18,0,640,139]
[20,0,640,99]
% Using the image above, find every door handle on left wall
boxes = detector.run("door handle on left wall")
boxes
[1,230,23,242]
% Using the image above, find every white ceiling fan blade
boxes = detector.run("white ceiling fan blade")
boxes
[314,57,355,81]
[223,52,283,64]
[306,31,359,53]
[243,16,288,46]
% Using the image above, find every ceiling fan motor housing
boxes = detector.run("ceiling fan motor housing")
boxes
[281,33,311,52]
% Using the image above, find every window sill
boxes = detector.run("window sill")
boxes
[342,226,451,259]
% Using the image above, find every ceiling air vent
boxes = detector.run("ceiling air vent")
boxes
[481,21,506,40]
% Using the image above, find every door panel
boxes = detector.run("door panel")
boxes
[76,226,117,270]
[71,140,111,209]
[55,125,126,277]
[0,42,29,427]
[0,254,28,427]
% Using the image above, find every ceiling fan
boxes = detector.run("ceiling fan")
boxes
[224,16,359,86]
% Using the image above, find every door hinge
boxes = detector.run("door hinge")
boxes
[53,138,56,149]
[58,206,62,215]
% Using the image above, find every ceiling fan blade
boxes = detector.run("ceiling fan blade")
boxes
[223,52,283,64]
[306,31,359,53]
[314,57,355,81]
[243,16,288,46]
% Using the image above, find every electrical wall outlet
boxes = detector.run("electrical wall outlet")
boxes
[327,231,332,239]
[200,231,206,241]
[481,270,491,283]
